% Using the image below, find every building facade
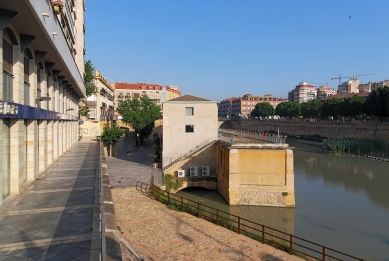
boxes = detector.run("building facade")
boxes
[338,79,360,94]
[162,95,218,170]
[114,82,181,107]
[0,0,85,206]
[371,80,389,92]
[316,85,337,100]
[288,82,316,103]
[81,71,114,139]
[218,94,286,118]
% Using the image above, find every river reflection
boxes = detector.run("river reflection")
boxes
[177,146,389,260]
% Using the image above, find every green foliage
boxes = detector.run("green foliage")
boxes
[321,98,343,118]
[365,86,389,122]
[275,101,301,118]
[84,60,98,97]
[301,99,322,118]
[323,138,389,157]
[251,102,275,117]
[164,174,183,192]
[100,124,125,145]
[79,99,89,117]
[117,94,162,139]
[230,113,240,119]
[343,95,365,117]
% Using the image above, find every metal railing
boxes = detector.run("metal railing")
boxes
[137,183,364,261]
[219,128,287,144]
[163,139,213,171]
[99,141,107,261]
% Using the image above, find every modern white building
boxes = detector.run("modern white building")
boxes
[288,82,316,103]
[0,0,86,207]
[162,95,218,172]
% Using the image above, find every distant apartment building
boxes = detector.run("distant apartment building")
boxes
[81,71,115,139]
[288,82,317,103]
[338,78,360,94]
[358,82,372,93]
[371,80,389,91]
[0,0,85,205]
[320,92,369,101]
[316,85,337,100]
[114,82,181,107]
[218,94,286,117]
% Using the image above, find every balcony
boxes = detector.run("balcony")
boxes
[101,102,106,108]
[125,95,131,99]
[86,101,97,107]
[108,105,114,110]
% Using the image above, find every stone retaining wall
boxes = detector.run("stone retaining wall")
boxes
[220,120,389,141]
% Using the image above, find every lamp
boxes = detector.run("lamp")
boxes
[43,13,49,17]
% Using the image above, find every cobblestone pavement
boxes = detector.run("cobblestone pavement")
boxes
[0,142,101,261]
[112,187,304,261]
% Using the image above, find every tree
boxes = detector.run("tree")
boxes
[365,86,389,123]
[321,98,343,119]
[116,94,162,143]
[79,60,97,117]
[84,60,98,97]
[301,99,322,118]
[275,101,301,118]
[250,102,275,118]
[343,95,365,117]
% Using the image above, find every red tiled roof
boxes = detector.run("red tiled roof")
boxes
[114,82,162,90]
[168,94,213,102]
[320,92,369,100]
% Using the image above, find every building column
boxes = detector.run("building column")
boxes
[26,120,36,180]
[38,120,47,171]
[58,121,63,156]
[47,120,53,165]
[53,120,58,161]
[9,119,24,194]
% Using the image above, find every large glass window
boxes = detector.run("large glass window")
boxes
[37,68,41,108]
[2,33,13,101]
[24,55,30,105]
[2,119,10,200]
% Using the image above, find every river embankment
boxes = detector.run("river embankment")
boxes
[220,120,389,142]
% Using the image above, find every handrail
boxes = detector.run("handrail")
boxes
[99,141,107,261]
[219,128,287,144]
[137,183,364,261]
[163,138,212,170]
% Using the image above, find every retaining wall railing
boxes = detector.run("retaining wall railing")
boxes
[219,128,287,144]
[163,138,214,171]
[137,183,364,261]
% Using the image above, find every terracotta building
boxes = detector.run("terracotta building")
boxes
[218,94,286,118]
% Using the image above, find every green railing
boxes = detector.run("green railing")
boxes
[137,182,365,261]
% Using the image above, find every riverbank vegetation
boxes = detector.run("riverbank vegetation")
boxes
[323,138,389,157]
[275,86,389,123]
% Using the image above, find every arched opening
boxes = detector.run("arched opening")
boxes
[2,27,17,101]
[24,47,33,106]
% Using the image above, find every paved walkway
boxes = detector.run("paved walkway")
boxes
[112,188,304,261]
[106,132,162,189]
[107,134,304,261]
[0,143,100,261]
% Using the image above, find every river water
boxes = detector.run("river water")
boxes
[176,146,389,261]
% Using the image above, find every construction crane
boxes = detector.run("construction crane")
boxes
[331,73,374,85]
[331,74,350,86]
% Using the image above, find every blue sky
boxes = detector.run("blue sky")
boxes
[85,0,389,102]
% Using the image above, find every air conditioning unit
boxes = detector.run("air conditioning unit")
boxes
[202,166,210,176]
[189,166,198,177]
[177,169,185,177]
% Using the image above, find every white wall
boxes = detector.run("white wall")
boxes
[163,101,218,166]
